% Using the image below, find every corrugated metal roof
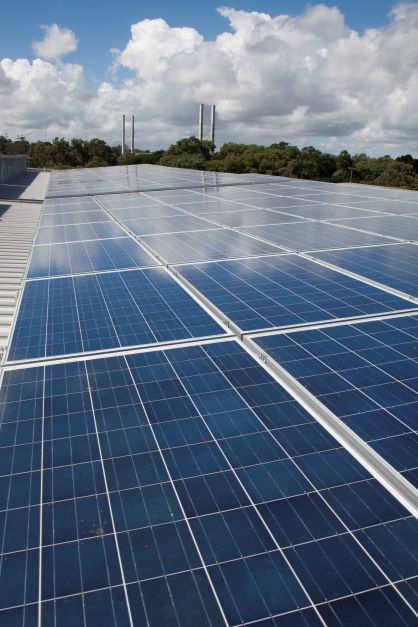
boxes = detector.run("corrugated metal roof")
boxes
[0,171,49,356]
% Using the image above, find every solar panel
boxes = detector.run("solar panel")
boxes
[9,268,226,360]
[35,221,126,246]
[177,254,416,331]
[2,163,418,625]
[140,229,284,263]
[313,243,418,297]
[39,210,111,228]
[240,221,398,251]
[327,215,418,240]
[28,237,159,279]
[254,316,418,486]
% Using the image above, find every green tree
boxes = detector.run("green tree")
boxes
[375,161,417,189]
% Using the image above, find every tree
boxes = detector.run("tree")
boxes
[166,136,214,160]
[375,161,417,189]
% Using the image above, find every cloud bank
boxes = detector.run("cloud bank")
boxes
[1,4,418,154]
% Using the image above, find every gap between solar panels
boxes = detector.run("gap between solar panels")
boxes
[89,192,418,520]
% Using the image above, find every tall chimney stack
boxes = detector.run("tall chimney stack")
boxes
[210,105,216,146]
[198,104,204,140]
[131,115,135,153]
[121,114,126,155]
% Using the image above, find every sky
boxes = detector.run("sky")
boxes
[1,1,418,155]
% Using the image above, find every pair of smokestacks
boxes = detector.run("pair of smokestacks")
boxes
[121,115,134,155]
[198,104,216,144]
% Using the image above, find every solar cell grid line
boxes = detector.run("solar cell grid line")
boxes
[120,342,418,623]
[37,364,46,626]
[82,363,137,627]
[116,355,230,627]
[252,317,418,488]
[116,352,325,627]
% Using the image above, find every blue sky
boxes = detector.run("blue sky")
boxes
[1,1,403,77]
[2,0,418,154]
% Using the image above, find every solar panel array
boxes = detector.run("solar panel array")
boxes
[1,164,418,626]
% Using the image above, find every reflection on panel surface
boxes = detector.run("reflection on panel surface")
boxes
[178,255,413,331]
[240,221,396,251]
[28,237,159,278]
[141,228,284,263]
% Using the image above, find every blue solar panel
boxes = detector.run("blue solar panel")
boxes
[8,268,225,360]
[327,215,418,240]
[240,222,396,251]
[36,221,126,246]
[3,164,418,625]
[141,229,284,263]
[39,210,111,227]
[178,254,414,331]
[314,243,418,298]
[43,198,99,214]
[110,205,185,220]
[254,315,418,487]
[0,341,417,624]
[28,238,159,278]
[339,198,418,215]
[190,209,308,228]
[270,203,379,221]
[122,214,215,236]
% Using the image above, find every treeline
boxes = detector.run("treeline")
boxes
[1,134,418,190]
[0,136,119,169]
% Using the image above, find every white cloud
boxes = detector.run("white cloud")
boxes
[32,24,78,61]
[1,5,418,155]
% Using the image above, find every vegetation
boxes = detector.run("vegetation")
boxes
[1,134,418,190]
